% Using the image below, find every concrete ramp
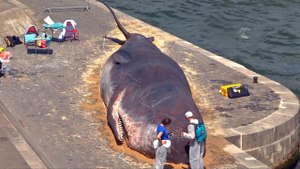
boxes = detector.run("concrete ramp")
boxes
[0,0,40,45]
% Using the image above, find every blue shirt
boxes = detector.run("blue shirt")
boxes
[157,124,169,140]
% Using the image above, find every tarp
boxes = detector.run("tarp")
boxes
[0,51,12,62]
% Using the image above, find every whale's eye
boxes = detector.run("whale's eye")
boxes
[113,50,131,65]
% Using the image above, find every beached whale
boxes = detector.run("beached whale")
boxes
[100,3,204,163]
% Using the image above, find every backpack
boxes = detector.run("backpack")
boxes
[194,123,207,142]
[11,36,23,45]
[4,36,15,48]
[227,85,250,98]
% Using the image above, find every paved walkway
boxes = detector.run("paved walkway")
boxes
[0,0,152,168]
[1,0,295,168]
[0,101,47,169]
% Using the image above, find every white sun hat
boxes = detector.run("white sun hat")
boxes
[185,111,193,118]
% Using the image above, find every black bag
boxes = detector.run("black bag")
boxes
[228,85,250,98]
[4,36,15,47]
[4,36,22,48]
[12,36,23,45]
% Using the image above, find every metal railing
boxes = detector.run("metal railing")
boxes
[44,0,90,13]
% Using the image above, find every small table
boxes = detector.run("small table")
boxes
[24,33,52,54]
[42,22,65,38]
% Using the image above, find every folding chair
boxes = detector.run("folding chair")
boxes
[63,20,80,42]
[24,25,38,48]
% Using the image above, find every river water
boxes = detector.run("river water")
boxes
[100,0,300,168]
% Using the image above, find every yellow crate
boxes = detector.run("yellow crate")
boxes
[220,83,242,97]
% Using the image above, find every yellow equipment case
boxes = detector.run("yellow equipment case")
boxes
[220,83,250,98]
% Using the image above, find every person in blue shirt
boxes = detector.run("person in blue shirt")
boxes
[153,118,172,169]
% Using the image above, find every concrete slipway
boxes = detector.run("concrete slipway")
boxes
[0,0,299,168]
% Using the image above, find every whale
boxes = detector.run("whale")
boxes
[100,3,205,163]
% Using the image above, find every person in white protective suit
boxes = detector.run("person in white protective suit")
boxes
[182,111,207,169]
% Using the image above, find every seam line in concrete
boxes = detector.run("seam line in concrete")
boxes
[274,112,293,117]
[0,101,54,169]
[1,113,47,169]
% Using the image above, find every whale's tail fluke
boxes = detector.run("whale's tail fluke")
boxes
[102,3,131,40]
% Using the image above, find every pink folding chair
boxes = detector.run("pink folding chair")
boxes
[64,21,80,42]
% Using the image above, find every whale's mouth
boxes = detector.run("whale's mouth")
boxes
[117,115,125,142]
[110,89,127,144]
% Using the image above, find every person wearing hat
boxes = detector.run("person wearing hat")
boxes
[153,118,172,169]
[181,111,206,169]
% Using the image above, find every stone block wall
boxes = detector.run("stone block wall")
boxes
[225,78,300,168]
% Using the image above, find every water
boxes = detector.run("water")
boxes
[100,0,300,168]
[101,0,300,100]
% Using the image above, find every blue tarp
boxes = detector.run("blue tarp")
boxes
[24,34,52,45]
[43,22,65,30]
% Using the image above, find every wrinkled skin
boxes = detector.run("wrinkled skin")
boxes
[100,4,204,163]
